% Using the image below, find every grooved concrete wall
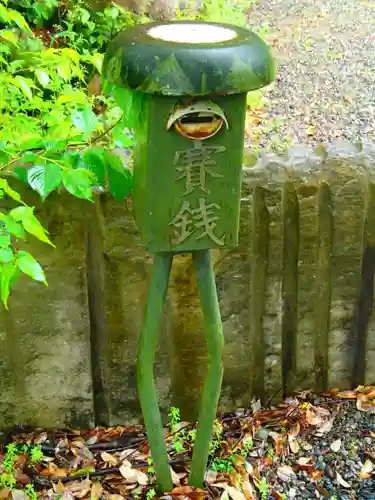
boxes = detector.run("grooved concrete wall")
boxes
[1,141,375,428]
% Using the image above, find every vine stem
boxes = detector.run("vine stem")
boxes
[189,249,224,488]
[137,253,173,493]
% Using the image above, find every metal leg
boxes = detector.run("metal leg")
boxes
[137,253,173,493]
[189,249,224,488]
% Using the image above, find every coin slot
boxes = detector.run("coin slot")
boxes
[167,101,228,141]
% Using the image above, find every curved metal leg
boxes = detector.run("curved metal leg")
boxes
[189,249,224,488]
[137,253,173,493]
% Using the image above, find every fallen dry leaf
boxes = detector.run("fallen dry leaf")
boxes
[171,486,207,500]
[359,459,374,479]
[311,469,324,482]
[0,488,10,499]
[356,393,375,412]
[251,399,262,414]
[276,465,297,482]
[289,439,300,454]
[242,480,257,500]
[330,439,341,452]
[101,452,118,466]
[288,421,300,438]
[34,431,48,445]
[225,485,247,500]
[305,407,319,426]
[316,415,335,436]
[171,467,181,486]
[119,461,138,484]
[337,390,357,399]
[205,470,217,485]
[297,457,312,465]
[91,482,103,499]
[11,491,28,500]
[269,432,285,455]
[40,462,67,477]
[336,472,351,488]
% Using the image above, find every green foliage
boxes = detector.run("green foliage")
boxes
[177,0,250,26]
[211,455,236,473]
[168,406,181,433]
[239,437,253,456]
[146,488,156,500]
[0,0,136,305]
[258,477,269,500]
[0,443,42,498]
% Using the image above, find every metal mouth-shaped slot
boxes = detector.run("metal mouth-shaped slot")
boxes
[167,101,228,140]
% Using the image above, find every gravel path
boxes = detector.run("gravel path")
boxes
[247,0,375,150]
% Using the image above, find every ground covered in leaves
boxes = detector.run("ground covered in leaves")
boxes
[1,387,375,499]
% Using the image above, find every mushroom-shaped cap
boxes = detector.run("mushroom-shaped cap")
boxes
[103,20,276,96]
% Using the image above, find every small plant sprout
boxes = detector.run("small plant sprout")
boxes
[168,406,181,433]
[211,455,236,473]
[258,477,269,500]
[146,488,156,500]
[30,445,44,463]
[240,435,253,456]
[24,484,38,500]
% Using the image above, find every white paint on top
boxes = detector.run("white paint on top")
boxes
[147,23,237,44]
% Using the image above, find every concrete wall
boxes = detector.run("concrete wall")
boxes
[1,141,375,428]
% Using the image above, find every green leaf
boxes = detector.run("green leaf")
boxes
[14,165,28,184]
[10,206,54,247]
[0,247,13,264]
[112,124,134,148]
[0,4,10,23]
[35,69,50,87]
[16,250,47,284]
[8,10,30,32]
[0,262,17,308]
[85,53,103,73]
[11,76,33,101]
[103,151,133,200]
[0,179,24,204]
[19,138,44,151]
[0,215,26,239]
[62,168,94,201]
[61,151,81,170]
[0,30,19,47]
[0,234,11,247]
[72,105,98,137]
[82,147,106,186]
[27,163,62,199]
[57,59,71,80]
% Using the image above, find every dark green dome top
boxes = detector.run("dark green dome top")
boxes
[102,20,276,96]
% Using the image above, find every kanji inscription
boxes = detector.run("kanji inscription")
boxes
[169,141,226,246]
[174,143,225,195]
[169,198,224,245]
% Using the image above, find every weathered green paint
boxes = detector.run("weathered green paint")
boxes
[131,93,247,252]
[189,250,224,488]
[103,21,275,96]
[137,253,173,493]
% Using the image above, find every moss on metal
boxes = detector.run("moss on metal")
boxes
[103,21,275,96]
